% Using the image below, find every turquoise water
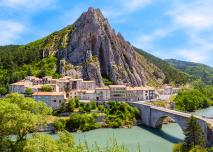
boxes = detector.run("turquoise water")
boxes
[193,106,213,117]
[72,124,184,152]
[52,106,213,152]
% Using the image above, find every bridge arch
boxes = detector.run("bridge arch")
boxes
[134,103,213,147]
[150,108,189,131]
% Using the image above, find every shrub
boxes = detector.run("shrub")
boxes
[54,119,66,131]
[40,85,53,92]
[90,101,97,109]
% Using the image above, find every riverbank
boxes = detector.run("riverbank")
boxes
[49,106,213,152]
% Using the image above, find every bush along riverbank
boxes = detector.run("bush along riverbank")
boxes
[53,99,140,132]
[174,81,213,112]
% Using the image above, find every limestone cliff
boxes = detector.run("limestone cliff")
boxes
[57,7,152,86]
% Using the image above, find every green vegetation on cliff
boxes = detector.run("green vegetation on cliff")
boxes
[166,59,213,85]
[135,48,193,85]
[0,25,73,89]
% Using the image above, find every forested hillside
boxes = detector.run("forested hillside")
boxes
[0,25,73,88]
[135,48,193,85]
[166,59,213,85]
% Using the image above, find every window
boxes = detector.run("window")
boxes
[53,100,56,102]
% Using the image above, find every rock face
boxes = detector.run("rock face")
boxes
[57,7,148,86]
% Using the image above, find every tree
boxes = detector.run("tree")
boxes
[84,103,92,112]
[27,66,32,76]
[25,88,33,96]
[23,131,129,152]
[189,146,207,152]
[0,87,7,96]
[0,93,52,151]
[90,100,97,109]
[23,133,60,152]
[98,105,105,111]
[173,144,183,152]
[40,85,53,92]
[36,68,47,78]
[67,99,76,112]
[74,97,80,108]
[183,116,205,151]
[54,119,66,131]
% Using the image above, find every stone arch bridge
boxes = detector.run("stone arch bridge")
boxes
[131,102,213,147]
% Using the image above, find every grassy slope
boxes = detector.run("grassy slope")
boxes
[166,59,213,85]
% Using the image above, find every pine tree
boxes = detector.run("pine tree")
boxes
[183,116,205,151]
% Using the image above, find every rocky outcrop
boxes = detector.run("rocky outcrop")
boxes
[57,7,149,86]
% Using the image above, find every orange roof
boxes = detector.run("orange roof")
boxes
[32,92,65,96]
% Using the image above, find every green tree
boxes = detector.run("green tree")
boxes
[189,146,207,152]
[54,119,66,131]
[75,97,80,108]
[67,99,76,112]
[23,131,129,152]
[27,66,32,76]
[0,93,52,151]
[183,116,205,151]
[98,105,105,111]
[84,103,92,112]
[90,100,97,109]
[66,113,99,132]
[23,133,60,152]
[0,87,7,96]
[25,88,33,96]
[173,144,183,152]
[40,85,53,92]
[174,86,213,112]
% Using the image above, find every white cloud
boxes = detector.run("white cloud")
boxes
[134,27,174,48]
[133,0,213,66]
[167,0,213,64]
[0,20,25,45]
[168,0,213,31]
[0,0,57,10]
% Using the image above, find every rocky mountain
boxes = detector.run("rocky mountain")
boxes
[0,7,192,88]
[166,59,213,85]
[56,7,148,86]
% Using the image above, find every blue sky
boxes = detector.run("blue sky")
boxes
[0,0,213,67]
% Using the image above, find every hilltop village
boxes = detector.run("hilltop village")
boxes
[9,76,180,109]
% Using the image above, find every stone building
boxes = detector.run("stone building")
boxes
[78,90,96,100]
[109,85,127,101]
[32,92,66,110]
[9,81,33,94]
[95,87,110,101]
[126,87,144,101]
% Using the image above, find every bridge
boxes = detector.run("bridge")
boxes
[131,101,213,147]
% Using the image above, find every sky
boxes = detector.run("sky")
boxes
[0,0,213,67]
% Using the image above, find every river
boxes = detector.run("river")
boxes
[53,106,213,152]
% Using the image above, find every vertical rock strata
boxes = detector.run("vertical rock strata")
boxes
[58,7,146,86]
